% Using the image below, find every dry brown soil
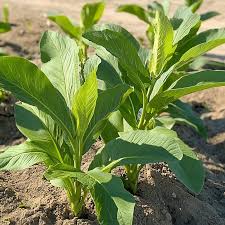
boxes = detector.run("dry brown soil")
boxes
[0,0,225,224]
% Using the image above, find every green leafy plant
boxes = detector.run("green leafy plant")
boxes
[83,7,225,194]
[116,1,221,137]
[0,3,11,34]
[0,30,139,224]
[48,1,105,60]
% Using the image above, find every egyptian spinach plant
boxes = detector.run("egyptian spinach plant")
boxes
[0,30,140,224]
[83,7,225,193]
[48,1,105,60]
[116,1,221,138]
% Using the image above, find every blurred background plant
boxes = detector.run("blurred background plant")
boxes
[0,4,11,103]
[48,1,105,63]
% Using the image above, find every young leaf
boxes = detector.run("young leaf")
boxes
[72,62,98,138]
[48,14,81,40]
[90,127,183,170]
[177,28,225,68]
[148,70,225,112]
[46,165,135,225]
[84,84,133,151]
[166,100,207,138]
[81,1,105,30]
[40,31,80,108]
[149,10,174,77]
[168,139,205,193]
[83,24,149,90]
[171,6,200,45]
[0,142,50,171]
[117,4,151,24]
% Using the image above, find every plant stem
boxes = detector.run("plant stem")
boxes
[66,179,84,217]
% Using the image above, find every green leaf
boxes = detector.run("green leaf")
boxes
[46,165,135,225]
[168,140,205,193]
[72,62,98,138]
[189,0,203,12]
[177,28,225,68]
[117,4,151,24]
[81,1,105,30]
[101,111,124,143]
[155,115,176,129]
[166,100,207,138]
[40,31,80,108]
[0,22,11,33]
[171,6,200,45]
[89,169,135,225]
[48,14,81,39]
[83,55,101,80]
[15,103,70,163]
[83,24,148,90]
[84,84,133,151]
[148,70,225,112]
[0,56,75,139]
[149,10,174,77]
[97,58,123,90]
[90,127,183,170]
[0,141,50,171]
[200,11,219,21]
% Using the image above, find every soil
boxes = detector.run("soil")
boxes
[0,0,225,224]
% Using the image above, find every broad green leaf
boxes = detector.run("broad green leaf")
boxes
[188,56,209,70]
[0,57,75,139]
[0,141,50,171]
[83,55,101,81]
[90,127,183,170]
[88,168,135,225]
[200,11,219,21]
[15,103,71,163]
[148,70,225,112]
[101,111,124,143]
[97,58,122,90]
[149,65,175,100]
[117,4,151,24]
[48,14,81,39]
[83,24,149,90]
[171,6,200,45]
[149,10,174,77]
[168,140,205,193]
[84,84,133,151]
[72,63,98,138]
[177,28,225,68]
[46,165,135,225]
[166,100,207,138]
[0,22,11,33]
[40,31,80,108]
[81,1,105,30]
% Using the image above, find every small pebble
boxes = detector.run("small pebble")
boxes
[172,192,177,198]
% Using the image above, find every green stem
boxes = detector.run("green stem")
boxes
[66,179,84,217]
[138,91,148,130]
